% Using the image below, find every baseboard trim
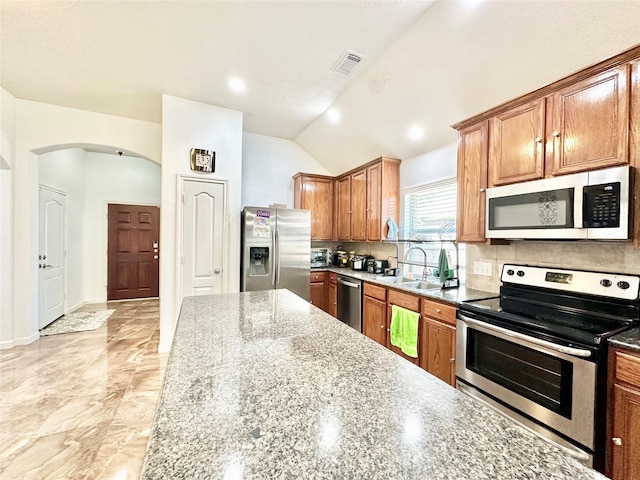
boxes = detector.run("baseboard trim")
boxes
[67,300,85,313]
[0,332,40,350]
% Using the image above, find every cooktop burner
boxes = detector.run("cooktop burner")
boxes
[460,264,640,347]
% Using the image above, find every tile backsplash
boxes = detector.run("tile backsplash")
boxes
[466,241,640,293]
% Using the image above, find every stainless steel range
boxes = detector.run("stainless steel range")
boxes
[457,264,640,472]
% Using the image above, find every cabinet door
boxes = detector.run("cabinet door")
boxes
[631,60,640,250]
[366,163,382,241]
[363,295,386,346]
[310,282,325,311]
[548,65,629,176]
[336,176,351,240]
[421,319,456,386]
[489,98,545,186]
[351,170,367,241]
[304,177,334,240]
[611,383,640,480]
[328,283,337,317]
[457,121,488,242]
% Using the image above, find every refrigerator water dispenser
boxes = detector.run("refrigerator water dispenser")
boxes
[249,247,269,276]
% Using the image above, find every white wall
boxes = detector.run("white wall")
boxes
[10,99,160,348]
[0,88,16,348]
[160,95,243,352]
[242,132,331,208]
[38,148,87,312]
[83,152,161,302]
[400,142,457,192]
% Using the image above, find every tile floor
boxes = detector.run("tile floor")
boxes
[0,299,166,480]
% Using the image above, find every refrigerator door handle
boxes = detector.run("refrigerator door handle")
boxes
[275,229,281,287]
[271,228,277,287]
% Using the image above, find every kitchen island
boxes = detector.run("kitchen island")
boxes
[142,289,606,479]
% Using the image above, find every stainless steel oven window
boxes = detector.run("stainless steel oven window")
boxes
[466,328,574,418]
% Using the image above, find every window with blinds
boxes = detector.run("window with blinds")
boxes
[401,178,465,280]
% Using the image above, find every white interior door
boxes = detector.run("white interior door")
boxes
[39,187,67,329]
[181,179,226,298]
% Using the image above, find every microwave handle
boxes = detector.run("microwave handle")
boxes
[458,314,592,358]
[574,185,584,228]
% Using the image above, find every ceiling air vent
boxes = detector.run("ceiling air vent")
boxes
[331,50,365,76]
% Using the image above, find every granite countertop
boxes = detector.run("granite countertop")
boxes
[609,326,640,352]
[316,266,497,306]
[142,289,605,480]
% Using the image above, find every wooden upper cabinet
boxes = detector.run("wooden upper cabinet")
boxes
[631,59,640,250]
[293,173,334,241]
[457,121,488,243]
[489,98,546,186]
[547,65,630,176]
[350,170,367,241]
[366,163,382,241]
[336,176,352,240]
[335,157,400,242]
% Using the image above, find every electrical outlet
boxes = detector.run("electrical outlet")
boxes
[473,261,493,277]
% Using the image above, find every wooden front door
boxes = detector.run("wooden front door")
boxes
[107,204,160,300]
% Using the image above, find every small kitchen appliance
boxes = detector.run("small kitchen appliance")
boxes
[350,255,373,271]
[335,251,349,268]
[310,248,330,268]
[485,165,630,240]
[367,259,389,274]
[456,264,640,471]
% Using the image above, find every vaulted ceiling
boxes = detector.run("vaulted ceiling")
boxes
[2,1,640,174]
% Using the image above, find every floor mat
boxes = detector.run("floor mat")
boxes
[40,310,115,336]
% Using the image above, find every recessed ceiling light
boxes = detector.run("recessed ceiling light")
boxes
[326,108,341,124]
[228,77,247,94]
[407,126,424,141]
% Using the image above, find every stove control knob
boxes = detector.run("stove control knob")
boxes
[617,281,630,290]
[516,270,525,277]
[506,269,515,276]
[600,279,612,287]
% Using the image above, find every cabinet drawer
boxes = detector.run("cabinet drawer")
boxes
[614,350,640,387]
[421,300,456,326]
[388,289,420,311]
[310,271,327,283]
[328,272,337,285]
[364,282,386,301]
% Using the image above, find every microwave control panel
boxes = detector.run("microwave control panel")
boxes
[583,182,620,228]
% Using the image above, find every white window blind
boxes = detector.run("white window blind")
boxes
[401,178,465,280]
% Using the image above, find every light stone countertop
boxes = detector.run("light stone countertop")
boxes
[141,289,606,480]
[316,266,498,305]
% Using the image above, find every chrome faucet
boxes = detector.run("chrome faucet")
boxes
[403,246,428,280]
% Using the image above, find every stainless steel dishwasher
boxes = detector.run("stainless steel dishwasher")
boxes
[337,275,362,332]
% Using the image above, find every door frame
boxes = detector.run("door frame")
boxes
[105,201,161,301]
[175,175,229,303]
[38,184,68,327]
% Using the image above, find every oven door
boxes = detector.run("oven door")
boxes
[456,313,597,453]
[485,171,587,239]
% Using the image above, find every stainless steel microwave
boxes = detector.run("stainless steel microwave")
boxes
[485,165,630,240]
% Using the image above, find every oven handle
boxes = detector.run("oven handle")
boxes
[458,314,592,358]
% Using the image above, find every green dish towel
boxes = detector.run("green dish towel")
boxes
[438,248,449,285]
[390,305,420,358]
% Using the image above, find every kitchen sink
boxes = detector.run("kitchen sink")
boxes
[375,276,416,284]
[397,281,442,290]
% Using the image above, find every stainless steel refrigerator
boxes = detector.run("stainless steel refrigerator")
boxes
[240,207,310,301]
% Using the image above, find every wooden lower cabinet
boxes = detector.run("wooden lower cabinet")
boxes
[387,289,421,365]
[310,271,327,312]
[420,319,456,386]
[328,273,337,318]
[608,348,640,479]
[363,295,387,346]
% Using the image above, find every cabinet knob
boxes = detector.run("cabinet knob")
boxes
[436,308,441,313]
[612,437,622,446]
[380,325,384,329]
[552,131,560,137]
[534,137,542,143]
[479,187,486,192]
[450,358,455,363]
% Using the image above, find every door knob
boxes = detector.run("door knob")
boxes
[43,264,53,269]
[214,268,221,274]
[153,255,159,259]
